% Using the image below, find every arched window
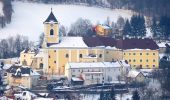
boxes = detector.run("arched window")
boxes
[50,29,54,35]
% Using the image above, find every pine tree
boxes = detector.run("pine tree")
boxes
[131,15,138,37]
[132,90,140,100]
[123,19,132,37]
[159,16,170,39]
[139,15,146,36]
[151,17,162,39]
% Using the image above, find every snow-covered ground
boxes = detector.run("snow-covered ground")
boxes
[0,1,132,41]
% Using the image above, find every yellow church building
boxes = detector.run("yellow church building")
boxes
[20,10,159,76]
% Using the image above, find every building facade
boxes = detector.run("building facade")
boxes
[65,61,131,85]
[6,65,40,89]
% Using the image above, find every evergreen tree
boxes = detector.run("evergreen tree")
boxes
[123,19,132,37]
[132,90,140,100]
[151,17,162,39]
[130,15,146,37]
[131,15,138,37]
[159,16,170,39]
[139,15,146,36]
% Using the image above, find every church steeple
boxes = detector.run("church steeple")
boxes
[43,9,60,47]
[44,8,58,23]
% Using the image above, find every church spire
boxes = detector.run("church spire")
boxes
[44,8,58,23]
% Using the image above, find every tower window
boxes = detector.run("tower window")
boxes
[65,54,69,58]
[79,54,82,58]
[50,29,54,35]
[99,54,102,58]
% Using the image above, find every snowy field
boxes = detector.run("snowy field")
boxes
[0,1,133,41]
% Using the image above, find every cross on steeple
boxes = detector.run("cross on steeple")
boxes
[51,7,53,12]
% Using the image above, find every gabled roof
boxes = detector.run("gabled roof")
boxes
[7,65,40,77]
[83,37,159,50]
[116,38,159,50]
[44,10,58,23]
[83,36,116,47]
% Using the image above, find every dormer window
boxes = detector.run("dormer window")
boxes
[50,29,54,35]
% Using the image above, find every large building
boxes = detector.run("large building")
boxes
[20,10,159,76]
[65,60,130,85]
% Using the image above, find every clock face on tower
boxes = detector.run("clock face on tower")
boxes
[50,24,53,27]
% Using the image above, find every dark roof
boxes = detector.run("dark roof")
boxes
[7,65,31,77]
[44,11,58,23]
[47,43,58,47]
[116,38,159,50]
[83,37,159,50]
[83,36,116,47]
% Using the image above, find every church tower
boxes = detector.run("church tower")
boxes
[43,9,59,47]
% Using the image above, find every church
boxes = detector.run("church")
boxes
[20,10,159,76]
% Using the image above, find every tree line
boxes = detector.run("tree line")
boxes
[151,16,170,40]
[0,35,32,59]
[123,15,146,38]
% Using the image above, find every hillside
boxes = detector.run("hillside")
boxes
[0,1,132,41]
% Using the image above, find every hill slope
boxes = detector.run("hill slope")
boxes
[0,1,132,41]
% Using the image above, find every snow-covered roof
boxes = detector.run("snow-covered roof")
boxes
[127,70,141,78]
[119,60,130,67]
[49,37,88,48]
[71,77,83,81]
[15,91,37,100]
[30,70,40,76]
[68,62,105,68]
[103,62,121,67]
[7,65,40,77]
[68,61,126,69]
[83,71,103,74]
[157,42,170,48]
[98,25,111,29]
[34,98,54,100]
[35,50,44,58]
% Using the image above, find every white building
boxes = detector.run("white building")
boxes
[65,60,130,85]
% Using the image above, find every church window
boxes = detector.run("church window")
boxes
[50,29,54,35]
[99,54,102,58]
[40,63,43,69]
[79,54,82,58]
[65,54,69,58]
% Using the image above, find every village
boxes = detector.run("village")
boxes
[0,10,169,100]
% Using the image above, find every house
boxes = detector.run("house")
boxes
[65,60,130,85]
[95,24,112,37]
[127,70,145,83]
[6,65,40,89]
